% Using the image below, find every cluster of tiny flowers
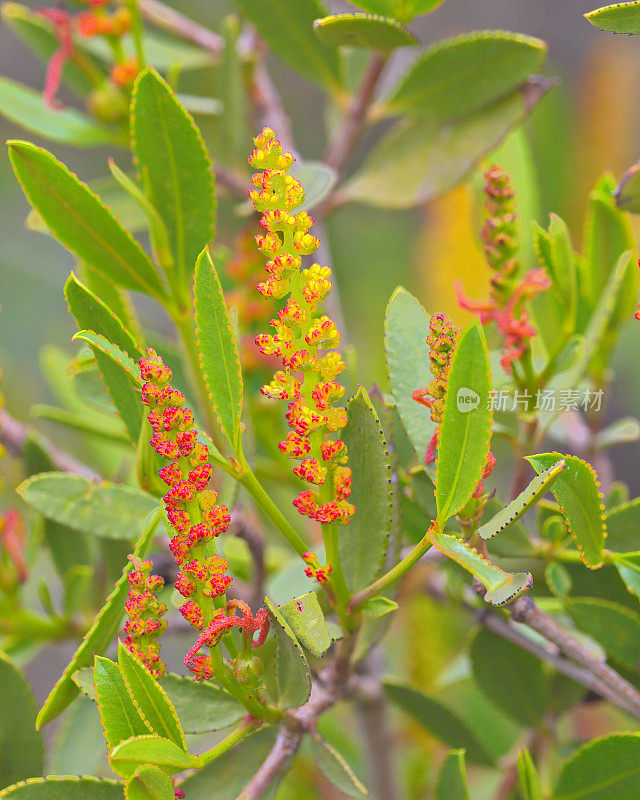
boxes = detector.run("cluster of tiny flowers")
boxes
[39,0,138,116]
[249,128,355,544]
[139,348,234,680]
[123,556,167,678]
[455,165,549,372]
[302,551,332,584]
[185,600,270,681]
[412,313,459,464]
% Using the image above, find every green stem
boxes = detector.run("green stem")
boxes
[192,718,257,768]
[236,452,309,557]
[322,520,352,628]
[349,523,438,611]
[172,311,225,450]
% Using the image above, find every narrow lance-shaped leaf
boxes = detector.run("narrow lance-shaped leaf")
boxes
[477,459,565,540]
[517,750,544,800]
[313,13,417,50]
[435,751,470,800]
[0,777,125,800]
[430,528,532,605]
[131,68,215,289]
[194,246,243,451]
[436,320,492,524]
[94,656,150,752]
[585,1,640,33]
[72,330,142,442]
[384,287,436,466]
[264,596,312,709]
[339,387,393,592]
[117,643,186,750]
[8,141,166,300]
[526,453,606,568]
[35,507,162,728]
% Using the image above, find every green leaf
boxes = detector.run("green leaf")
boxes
[131,68,215,288]
[72,331,142,442]
[155,674,244,734]
[109,735,196,779]
[32,404,129,445]
[545,561,573,598]
[74,668,244,734]
[125,765,175,800]
[17,473,160,541]
[384,287,436,465]
[194,246,243,451]
[0,654,43,790]
[313,13,416,49]
[308,734,368,797]
[84,30,215,72]
[48,694,107,776]
[477,460,565,540]
[117,643,186,750]
[532,214,577,336]
[583,176,636,317]
[277,593,333,658]
[233,0,343,90]
[565,598,640,673]
[178,727,277,800]
[291,161,337,213]
[35,508,162,728]
[436,321,492,523]
[526,454,606,568]
[350,0,444,22]
[0,778,124,800]
[383,680,493,765]
[386,31,546,118]
[518,750,544,800]
[264,596,312,709]
[605,498,640,552]
[435,751,469,800]
[94,657,150,751]
[8,142,166,300]
[585,1,640,33]
[554,733,640,799]
[343,78,549,208]
[340,387,392,592]
[361,596,398,618]
[430,529,532,605]
[0,77,121,146]
[470,628,548,727]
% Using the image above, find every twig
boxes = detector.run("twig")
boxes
[323,52,388,175]
[239,635,356,799]
[424,578,640,718]
[138,0,223,55]
[508,595,640,717]
[352,652,399,800]
[0,409,102,482]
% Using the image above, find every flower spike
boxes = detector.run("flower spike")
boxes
[249,128,355,556]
